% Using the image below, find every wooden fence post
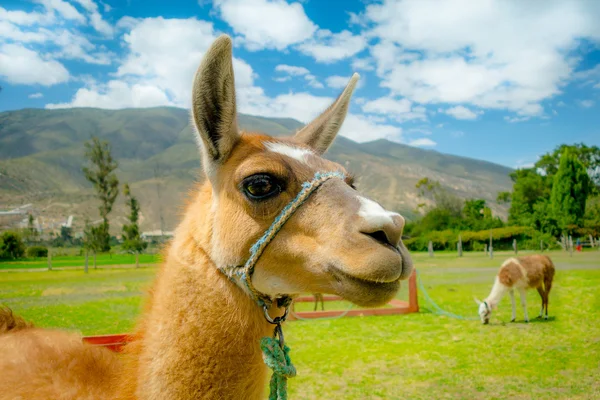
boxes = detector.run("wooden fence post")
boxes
[568,235,573,257]
[513,238,518,255]
[589,234,594,249]
[540,240,544,252]
[489,231,493,259]
[47,248,52,271]
[428,241,434,258]
[457,234,463,257]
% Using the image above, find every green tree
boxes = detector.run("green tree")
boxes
[551,149,591,232]
[83,137,119,252]
[23,213,38,243]
[496,191,511,204]
[507,168,549,226]
[536,143,600,190]
[83,219,103,269]
[0,231,26,260]
[121,184,147,267]
[60,226,73,244]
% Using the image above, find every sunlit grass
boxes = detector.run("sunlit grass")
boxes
[1,250,599,399]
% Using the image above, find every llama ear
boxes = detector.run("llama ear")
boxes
[474,297,482,305]
[191,34,240,174]
[294,73,359,155]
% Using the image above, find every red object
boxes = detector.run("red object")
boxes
[82,333,131,353]
[576,245,582,252]
[83,270,420,352]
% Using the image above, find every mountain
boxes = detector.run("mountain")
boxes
[0,107,513,233]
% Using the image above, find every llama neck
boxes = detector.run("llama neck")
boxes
[485,277,509,309]
[121,216,275,399]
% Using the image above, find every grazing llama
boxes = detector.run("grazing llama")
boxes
[313,293,325,311]
[475,255,555,324]
[0,35,413,400]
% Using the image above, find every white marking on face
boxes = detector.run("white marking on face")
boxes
[357,196,398,226]
[265,142,312,164]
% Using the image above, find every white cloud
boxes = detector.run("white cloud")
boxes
[273,76,291,83]
[213,0,316,50]
[275,64,310,76]
[29,92,44,98]
[504,116,530,123]
[450,131,465,138]
[51,17,249,108]
[37,0,86,23]
[304,74,323,89]
[274,64,323,88]
[361,97,427,122]
[0,6,52,25]
[71,0,113,36]
[325,75,363,89]
[46,80,172,109]
[297,29,367,63]
[579,99,595,108]
[408,138,436,147]
[594,83,600,89]
[0,43,69,85]
[340,113,403,143]
[445,105,479,120]
[351,57,374,71]
[364,0,600,117]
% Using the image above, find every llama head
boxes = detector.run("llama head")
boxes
[475,297,491,324]
[190,35,412,307]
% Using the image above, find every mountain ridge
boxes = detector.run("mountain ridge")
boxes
[0,107,513,233]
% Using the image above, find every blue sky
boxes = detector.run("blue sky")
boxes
[1,0,600,169]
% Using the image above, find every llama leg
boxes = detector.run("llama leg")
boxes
[518,288,529,322]
[544,278,553,320]
[536,287,545,318]
[509,289,517,322]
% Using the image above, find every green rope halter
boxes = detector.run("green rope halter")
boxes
[219,170,345,400]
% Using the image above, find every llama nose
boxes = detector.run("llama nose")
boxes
[361,213,405,248]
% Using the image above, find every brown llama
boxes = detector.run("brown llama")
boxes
[313,293,325,311]
[475,255,555,324]
[0,35,413,400]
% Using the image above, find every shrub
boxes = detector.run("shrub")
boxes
[0,231,26,259]
[26,246,48,258]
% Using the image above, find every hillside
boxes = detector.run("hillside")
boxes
[0,107,513,233]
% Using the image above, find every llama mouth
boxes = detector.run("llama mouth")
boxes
[396,241,413,280]
[328,264,402,288]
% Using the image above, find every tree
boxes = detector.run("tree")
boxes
[83,137,119,252]
[23,213,38,243]
[551,149,591,233]
[0,231,26,260]
[496,191,511,204]
[121,184,147,267]
[83,220,102,269]
[507,168,549,226]
[536,143,600,190]
[60,226,73,244]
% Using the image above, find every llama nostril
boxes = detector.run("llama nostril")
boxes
[364,230,394,248]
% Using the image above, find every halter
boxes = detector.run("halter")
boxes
[218,170,346,400]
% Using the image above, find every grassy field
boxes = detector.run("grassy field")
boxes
[1,250,599,399]
[0,253,161,270]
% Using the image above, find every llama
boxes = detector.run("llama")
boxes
[0,35,413,400]
[475,255,555,324]
[313,293,325,311]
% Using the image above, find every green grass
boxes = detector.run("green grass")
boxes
[1,250,599,399]
[0,253,161,270]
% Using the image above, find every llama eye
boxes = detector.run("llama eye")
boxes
[242,174,281,200]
